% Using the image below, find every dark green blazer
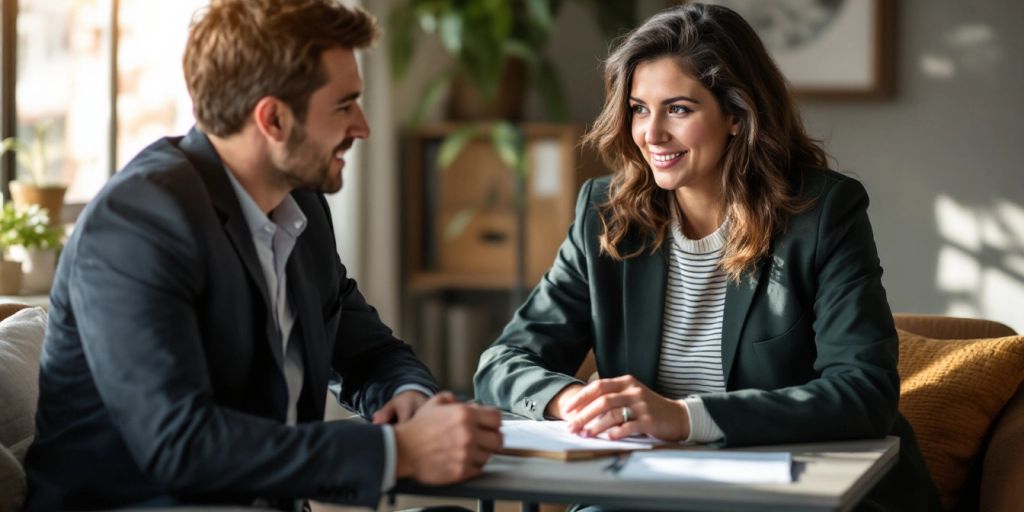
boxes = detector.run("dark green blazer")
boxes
[475,169,940,510]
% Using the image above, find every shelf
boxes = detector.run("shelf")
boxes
[407,272,520,293]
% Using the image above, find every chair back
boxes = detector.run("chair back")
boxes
[894,313,1022,512]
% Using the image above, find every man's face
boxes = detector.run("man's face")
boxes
[280,47,369,194]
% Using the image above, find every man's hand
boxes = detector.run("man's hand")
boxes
[372,389,430,425]
[562,375,690,442]
[393,392,503,485]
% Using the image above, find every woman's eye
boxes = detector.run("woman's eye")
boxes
[630,104,648,115]
[669,105,691,115]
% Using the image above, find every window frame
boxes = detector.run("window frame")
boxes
[1,0,120,223]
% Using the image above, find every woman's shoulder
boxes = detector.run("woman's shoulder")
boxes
[583,174,614,202]
[794,166,870,211]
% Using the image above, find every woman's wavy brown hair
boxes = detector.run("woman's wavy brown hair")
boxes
[583,3,826,281]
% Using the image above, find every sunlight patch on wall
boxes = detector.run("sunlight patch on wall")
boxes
[934,195,1024,333]
[935,195,980,251]
[920,23,1002,82]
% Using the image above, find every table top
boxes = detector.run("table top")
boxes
[395,436,899,512]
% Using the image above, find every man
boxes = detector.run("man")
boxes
[24,0,502,510]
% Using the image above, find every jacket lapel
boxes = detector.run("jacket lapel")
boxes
[179,128,283,368]
[721,259,768,385]
[623,245,667,388]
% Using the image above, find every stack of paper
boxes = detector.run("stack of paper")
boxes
[500,420,661,460]
[616,450,793,484]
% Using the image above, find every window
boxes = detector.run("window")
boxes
[1,0,205,218]
[16,0,112,203]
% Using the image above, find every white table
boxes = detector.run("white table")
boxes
[394,436,899,512]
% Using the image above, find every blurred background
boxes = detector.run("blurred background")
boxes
[1,0,1022,400]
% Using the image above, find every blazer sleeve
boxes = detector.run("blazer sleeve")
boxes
[328,262,439,417]
[700,177,901,446]
[474,179,598,419]
[69,175,387,507]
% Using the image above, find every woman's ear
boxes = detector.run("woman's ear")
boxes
[729,116,741,137]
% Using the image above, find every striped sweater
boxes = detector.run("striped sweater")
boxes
[655,215,728,442]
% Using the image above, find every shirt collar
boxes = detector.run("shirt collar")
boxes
[222,166,307,241]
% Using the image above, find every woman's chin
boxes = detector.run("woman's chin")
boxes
[651,170,685,191]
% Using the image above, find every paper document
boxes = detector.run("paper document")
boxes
[617,450,793,484]
[500,420,662,460]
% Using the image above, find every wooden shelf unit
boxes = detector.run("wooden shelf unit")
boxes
[402,122,606,291]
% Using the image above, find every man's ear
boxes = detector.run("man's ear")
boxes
[252,97,292,142]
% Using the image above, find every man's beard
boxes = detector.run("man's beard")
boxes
[281,122,350,194]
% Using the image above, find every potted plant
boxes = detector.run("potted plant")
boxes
[390,0,637,124]
[390,0,636,300]
[0,202,63,294]
[2,121,68,226]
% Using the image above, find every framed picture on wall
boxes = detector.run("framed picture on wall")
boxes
[697,0,895,98]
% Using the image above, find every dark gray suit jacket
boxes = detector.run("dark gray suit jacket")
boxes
[475,170,940,510]
[25,128,437,510]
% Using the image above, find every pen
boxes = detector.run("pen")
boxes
[603,454,628,474]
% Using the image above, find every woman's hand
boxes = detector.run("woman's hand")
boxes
[545,383,586,419]
[562,375,691,442]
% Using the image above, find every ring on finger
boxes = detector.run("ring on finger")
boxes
[621,406,632,423]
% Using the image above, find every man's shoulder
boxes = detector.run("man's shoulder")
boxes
[91,136,207,211]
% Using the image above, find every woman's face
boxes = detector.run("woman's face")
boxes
[629,57,737,194]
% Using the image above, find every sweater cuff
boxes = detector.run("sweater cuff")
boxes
[680,396,725,443]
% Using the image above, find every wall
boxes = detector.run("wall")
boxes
[366,0,1023,335]
[799,0,1024,333]
[535,0,1024,332]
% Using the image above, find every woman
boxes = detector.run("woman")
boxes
[474,4,939,510]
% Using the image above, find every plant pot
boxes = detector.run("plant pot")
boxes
[7,246,57,294]
[448,58,528,121]
[9,181,67,226]
[0,259,23,295]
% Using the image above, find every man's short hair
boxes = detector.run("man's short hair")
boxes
[184,0,378,137]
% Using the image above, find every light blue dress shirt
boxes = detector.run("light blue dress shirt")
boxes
[223,168,427,491]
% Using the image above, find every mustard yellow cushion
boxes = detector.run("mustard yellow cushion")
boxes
[897,329,1024,509]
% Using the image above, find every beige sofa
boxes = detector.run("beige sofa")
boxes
[0,303,44,512]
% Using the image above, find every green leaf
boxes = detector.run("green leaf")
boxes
[443,205,476,241]
[411,71,452,128]
[503,39,538,67]
[1,137,25,154]
[1,137,40,184]
[489,121,526,178]
[437,124,480,171]
[525,0,555,35]
[437,11,464,55]
[418,11,438,33]
[387,7,417,80]
[534,55,569,122]
[0,202,62,250]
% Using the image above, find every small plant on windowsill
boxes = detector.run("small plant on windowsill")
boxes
[0,202,63,295]
[1,121,68,226]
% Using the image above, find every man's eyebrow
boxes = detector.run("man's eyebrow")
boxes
[336,92,361,104]
[628,95,701,105]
